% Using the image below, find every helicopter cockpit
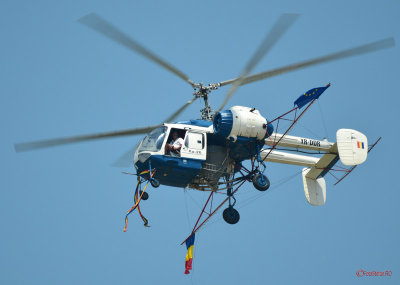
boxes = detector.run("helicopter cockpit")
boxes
[135,123,208,165]
[134,123,209,188]
[137,126,167,153]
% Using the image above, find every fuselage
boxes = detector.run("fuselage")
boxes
[134,106,274,190]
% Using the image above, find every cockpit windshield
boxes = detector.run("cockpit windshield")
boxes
[138,126,167,153]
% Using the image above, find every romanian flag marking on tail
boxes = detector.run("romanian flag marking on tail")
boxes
[184,233,195,274]
[357,141,365,149]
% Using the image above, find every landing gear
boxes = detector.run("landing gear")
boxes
[252,173,270,191]
[147,160,159,188]
[251,143,270,191]
[150,178,160,188]
[139,190,149,200]
[223,174,240,224]
[223,206,240,224]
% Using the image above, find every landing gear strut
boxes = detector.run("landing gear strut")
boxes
[148,160,160,189]
[252,143,270,191]
[223,175,240,224]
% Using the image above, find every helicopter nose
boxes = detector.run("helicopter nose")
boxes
[138,152,151,163]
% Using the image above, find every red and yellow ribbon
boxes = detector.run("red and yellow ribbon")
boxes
[123,170,155,232]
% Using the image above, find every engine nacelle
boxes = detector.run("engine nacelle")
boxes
[213,106,274,142]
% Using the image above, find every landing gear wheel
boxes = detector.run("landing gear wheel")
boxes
[252,173,270,191]
[223,207,240,224]
[150,179,160,188]
[139,191,149,200]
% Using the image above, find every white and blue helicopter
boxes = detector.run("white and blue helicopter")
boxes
[15,14,392,227]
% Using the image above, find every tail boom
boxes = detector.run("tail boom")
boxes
[263,129,373,206]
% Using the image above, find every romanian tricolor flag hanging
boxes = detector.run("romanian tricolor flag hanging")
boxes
[184,233,195,274]
[294,83,331,109]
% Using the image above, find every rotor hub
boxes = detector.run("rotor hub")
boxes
[192,82,220,121]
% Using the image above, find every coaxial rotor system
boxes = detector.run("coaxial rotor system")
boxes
[14,13,394,152]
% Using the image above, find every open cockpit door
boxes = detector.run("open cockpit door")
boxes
[180,131,207,160]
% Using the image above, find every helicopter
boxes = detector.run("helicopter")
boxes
[14,13,393,229]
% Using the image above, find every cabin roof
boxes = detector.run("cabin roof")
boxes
[175,120,213,128]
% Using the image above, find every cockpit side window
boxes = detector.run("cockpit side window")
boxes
[138,126,167,153]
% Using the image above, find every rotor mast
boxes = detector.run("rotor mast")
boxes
[192,82,220,121]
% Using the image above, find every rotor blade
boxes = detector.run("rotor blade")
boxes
[219,37,395,87]
[14,125,160,152]
[164,97,198,123]
[15,94,197,152]
[112,146,136,167]
[78,13,196,87]
[215,13,299,112]
[112,98,197,166]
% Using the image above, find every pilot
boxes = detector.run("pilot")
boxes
[166,131,184,155]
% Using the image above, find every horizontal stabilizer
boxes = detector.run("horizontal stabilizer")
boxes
[302,168,326,206]
[337,129,368,166]
[305,150,339,180]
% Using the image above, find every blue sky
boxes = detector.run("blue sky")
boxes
[1,0,399,284]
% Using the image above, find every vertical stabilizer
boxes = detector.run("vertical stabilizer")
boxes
[336,129,368,166]
[302,168,326,206]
